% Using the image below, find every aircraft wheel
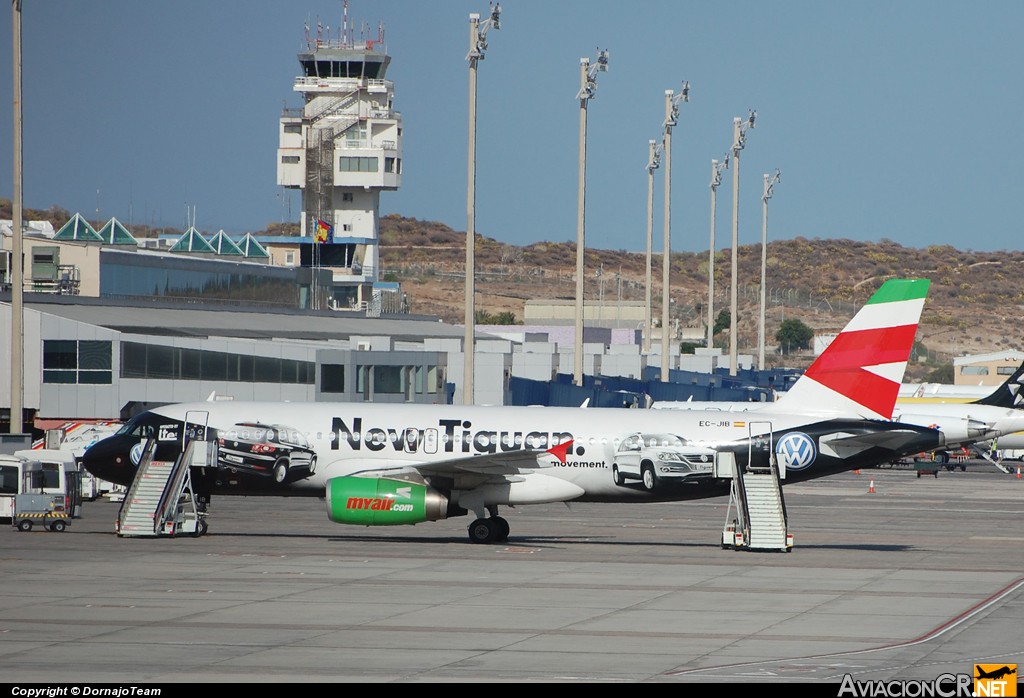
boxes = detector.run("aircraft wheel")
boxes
[492,516,510,542]
[641,463,658,491]
[308,456,317,476]
[468,518,497,544]
[50,521,66,533]
[612,465,625,486]
[273,459,289,484]
[17,519,32,532]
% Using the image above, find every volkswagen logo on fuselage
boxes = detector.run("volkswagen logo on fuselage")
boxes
[775,432,816,470]
[129,441,145,466]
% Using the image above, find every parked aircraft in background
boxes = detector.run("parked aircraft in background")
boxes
[658,357,1024,468]
[82,279,940,543]
[897,383,990,404]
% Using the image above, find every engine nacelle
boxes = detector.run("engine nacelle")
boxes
[326,477,449,526]
[897,414,995,447]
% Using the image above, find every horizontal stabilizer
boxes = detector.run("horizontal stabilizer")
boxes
[819,428,931,459]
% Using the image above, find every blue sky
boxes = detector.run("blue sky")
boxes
[1,1,1022,253]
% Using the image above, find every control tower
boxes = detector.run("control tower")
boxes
[277,13,401,310]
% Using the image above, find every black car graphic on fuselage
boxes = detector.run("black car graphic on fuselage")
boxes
[217,423,317,485]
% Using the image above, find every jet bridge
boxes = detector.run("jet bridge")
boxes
[718,421,793,552]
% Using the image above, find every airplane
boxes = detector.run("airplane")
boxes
[82,278,942,544]
[656,354,1024,469]
[975,666,1017,681]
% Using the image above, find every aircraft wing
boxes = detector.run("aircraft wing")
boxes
[345,447,564,491]
[819,429,934,460]
[414,449,552,477]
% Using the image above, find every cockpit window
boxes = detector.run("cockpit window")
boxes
[114,412,174,439]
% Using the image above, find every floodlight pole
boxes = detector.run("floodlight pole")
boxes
[729,110,755,377]
[758,169,780,370]
[643,139,660,354]
[10,0,24,434]
[707,155,728,351]
[573,49,609,386]
[463,4,500,406]
[660,84,688,382]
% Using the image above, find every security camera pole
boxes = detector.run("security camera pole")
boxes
[660,84,688,381]
[643,139,661,354]
[729,110,755,376]
[758,169,780,370]
[463,3,500,405]
[573,48,609,386]
[707,155,729,351]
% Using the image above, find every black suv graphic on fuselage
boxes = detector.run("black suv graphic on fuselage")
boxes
[216,422,317,485]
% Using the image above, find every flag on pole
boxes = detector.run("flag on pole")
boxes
[314,219,333,243]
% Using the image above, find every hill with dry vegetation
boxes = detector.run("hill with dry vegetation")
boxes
[378,214,1024,382]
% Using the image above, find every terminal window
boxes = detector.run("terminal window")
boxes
[321,364,345,393]
[338,156,378,172]
[121,342,313,385]
[43,340,112,384]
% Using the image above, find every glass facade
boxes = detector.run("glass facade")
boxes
[100,251,300,306]
[121,342,314,384]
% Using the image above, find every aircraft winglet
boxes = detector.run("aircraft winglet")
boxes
[546,440,574,464]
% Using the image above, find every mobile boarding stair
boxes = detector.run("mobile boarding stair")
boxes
[116,436,212,538]
[718,421,793,552]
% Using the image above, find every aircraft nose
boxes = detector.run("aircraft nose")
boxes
[81,436,136,486]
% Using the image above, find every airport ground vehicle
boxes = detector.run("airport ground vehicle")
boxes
[9,458,83,532]
[1,450,82,523]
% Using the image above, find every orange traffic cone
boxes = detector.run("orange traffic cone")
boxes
[1017,465,1021,480]
[868,479,876,494]
[854,469,860,475]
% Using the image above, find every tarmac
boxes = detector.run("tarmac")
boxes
[1,462,1022,685]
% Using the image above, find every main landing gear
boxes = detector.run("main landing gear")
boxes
[467,505,510,544]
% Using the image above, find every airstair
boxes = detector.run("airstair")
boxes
[719,421,793,552]
[116,435,212,538]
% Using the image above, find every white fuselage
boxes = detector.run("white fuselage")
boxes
[149,400,873,501]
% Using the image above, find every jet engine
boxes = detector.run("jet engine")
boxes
[326,477,450,526]
[896,414,996,448]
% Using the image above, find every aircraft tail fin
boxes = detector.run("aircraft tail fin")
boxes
[771,278,930,420]
[971,361,1024,408]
